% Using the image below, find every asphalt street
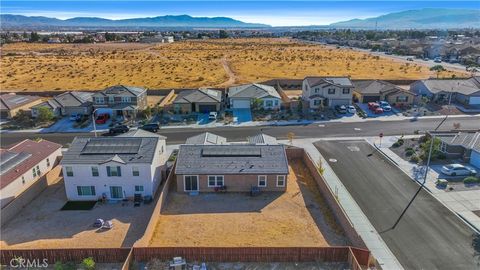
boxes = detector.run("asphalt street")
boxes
[1,116,479,147]
[315,140,477,270]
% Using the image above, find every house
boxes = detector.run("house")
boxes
[175,144,289,192]
[301,76,354,109]
[352,80,417,106]
[185,132,227,145]
[247,133,278,145]
[0,93,43,119]
[61,130,167,201]
[172,89,222,114]
[435,132,480,168]
[92,85,148,118]
[228,83,282,110]
[31,91,94,118]
[410,77,480,105]
[0,139,62,208]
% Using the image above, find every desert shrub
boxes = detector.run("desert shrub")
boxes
[463,176,479,184]
[410,155,420,163]
[81,257,95,270]
[405,147,414,152]
[405,149,415,157]
[392,142,401,148]
[54,261,64,270]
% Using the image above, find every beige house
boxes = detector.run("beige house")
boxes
[353,80,417,106]
[175,144,289,193]
[0,93,43,119]
[172,89,222,114]
[301,76,354,109]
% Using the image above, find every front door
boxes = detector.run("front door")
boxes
[110,186,123,199]
[184,175,199,192]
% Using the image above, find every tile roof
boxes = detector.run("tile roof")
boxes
[175,144,289,175]
[185,132,227,145]
[247,133,278,145]
[305,76,353,88]
[0,139,62,189]
[54,91,93,107]
[61,136,159,165]
[420,78,480,95]
[0,94,42,110]
[96,85,146,97]
[353,80,415,95]
[118,129,167,139]
[228,83,281,99]
[32,99,62,110]
[436,132,480,152]
[173,89,222,104]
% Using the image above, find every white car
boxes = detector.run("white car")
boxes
[441,164,477,176]
[379,101,392,112]
[208,111,218,120]
[347,105,356,114]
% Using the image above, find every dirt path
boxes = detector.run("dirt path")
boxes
[218,57,238,87]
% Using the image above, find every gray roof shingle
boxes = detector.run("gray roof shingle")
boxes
[247,133,278,145]
[421,78,480,96]
[185,132,227,145]
[173,89,222,104]
[228,83,281,99]
[436,132,480,152]
[305,77,353,88]
[0,94,42,110]
[175,144,289,175]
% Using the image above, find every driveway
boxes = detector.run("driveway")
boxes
[197,113,211,125]
[232,108,252,123]
[315,140,477,270]
[356,103,398,118]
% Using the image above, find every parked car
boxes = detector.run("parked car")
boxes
[109,124,129,134]
[368,102,380,111]
[140,122,160,133]
[374,107,384,114]
[441,164,477,176]
[95,113,110,124]
[434,57,442,63]
[406,57,414,61]
[209,111,218,120]
[335,105,347,114]
[69,113,82,122]
[379,101,392,112]
[347,105,356,114]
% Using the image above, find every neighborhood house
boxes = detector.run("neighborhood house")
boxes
[175,144,289,193]
[92,85,148,118]
[61,130,167,201]
[228,83,282,110]
[0,93,43,119]
[31,91,94,118]
[185,132,227,145]
[172,88,222,114]
[302,76,354,109]
[410,77,480,105]
[352,80,417,106]
[0,139,62,208]
[435,131,480,168]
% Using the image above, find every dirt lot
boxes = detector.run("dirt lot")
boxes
[147,95,165,107]
[0,180,154,249]
[1,38,463,92]
[149,159,347,247]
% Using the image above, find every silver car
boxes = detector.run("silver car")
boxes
[441,164,477,176]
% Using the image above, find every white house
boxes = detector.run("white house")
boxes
[0,139,62,208]
[61,130,167,201]
[228,83,282,110]
[301,76,354,109]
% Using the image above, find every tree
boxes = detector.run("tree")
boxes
[430,65,446,78]
[251,98,263,111]
[37,107,55,123]
[287,132,295,145]
[219,30,229,39]
[29,32,40,42]
[81,257,95,270]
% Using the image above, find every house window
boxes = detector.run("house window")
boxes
[22,176,25,184]
[135,185,144,192]
[440,142,447,153]
[313,99,322,106]
[36,165,41,175]
[107,166,122,177]
[121,96,131,103]
[65,166,73,177]
[109,96,114,103]
[396,96,408,102]
[343,88,350,94]
[258,175,267,187]
[95,97,104,104]
[266,100,273,107]
[274,100,279,106]
[32,168,37,178]
[77,186,96,196]
[277,175,286,187]
[328,88,335,94]
[91,166,99,177]
[314,88,320,93]
[208,175,224,187]
[46,158,50,167]
[132,167,140,176]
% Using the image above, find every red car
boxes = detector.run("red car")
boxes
[368,102,380,111]
[95,113,110,124]
[374,107,384,114]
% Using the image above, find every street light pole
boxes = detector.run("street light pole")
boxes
[92,108,99,137]
[390,115,447,230]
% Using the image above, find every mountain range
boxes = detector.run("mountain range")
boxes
[1,8,479,30]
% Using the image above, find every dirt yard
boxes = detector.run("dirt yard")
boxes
[149,159,347,247]
[1,38,463,92]
[147,95,165,107]
[0,180,154,249]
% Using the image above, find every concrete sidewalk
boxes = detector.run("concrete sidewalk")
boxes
[369,136,480,233]
[281,138,404,270]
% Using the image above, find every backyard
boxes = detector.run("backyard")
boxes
[0,180,155,249]
[149,159,348,247]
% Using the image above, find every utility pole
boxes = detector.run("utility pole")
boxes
[390,115,447,230]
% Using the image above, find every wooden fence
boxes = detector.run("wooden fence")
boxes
[0,248,130,264]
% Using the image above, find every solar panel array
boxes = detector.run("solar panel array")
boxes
[0,151,32,174]
[81,138,141,155]
[202,147,261,157]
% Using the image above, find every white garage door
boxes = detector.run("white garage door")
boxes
[232,99,251,109]
[469,97,480,105]
[471,150,480,168]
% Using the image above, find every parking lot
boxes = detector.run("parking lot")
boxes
[149,160,348,247]
[315,140,477,270]
[1,180,155,249]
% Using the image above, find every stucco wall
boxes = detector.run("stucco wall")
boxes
[176,174,287,192]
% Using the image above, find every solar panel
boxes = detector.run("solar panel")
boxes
[202,147,261,157]
[0,151,32,174]
[81,138,141,155]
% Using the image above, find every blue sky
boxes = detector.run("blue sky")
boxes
[2,1,479,26]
